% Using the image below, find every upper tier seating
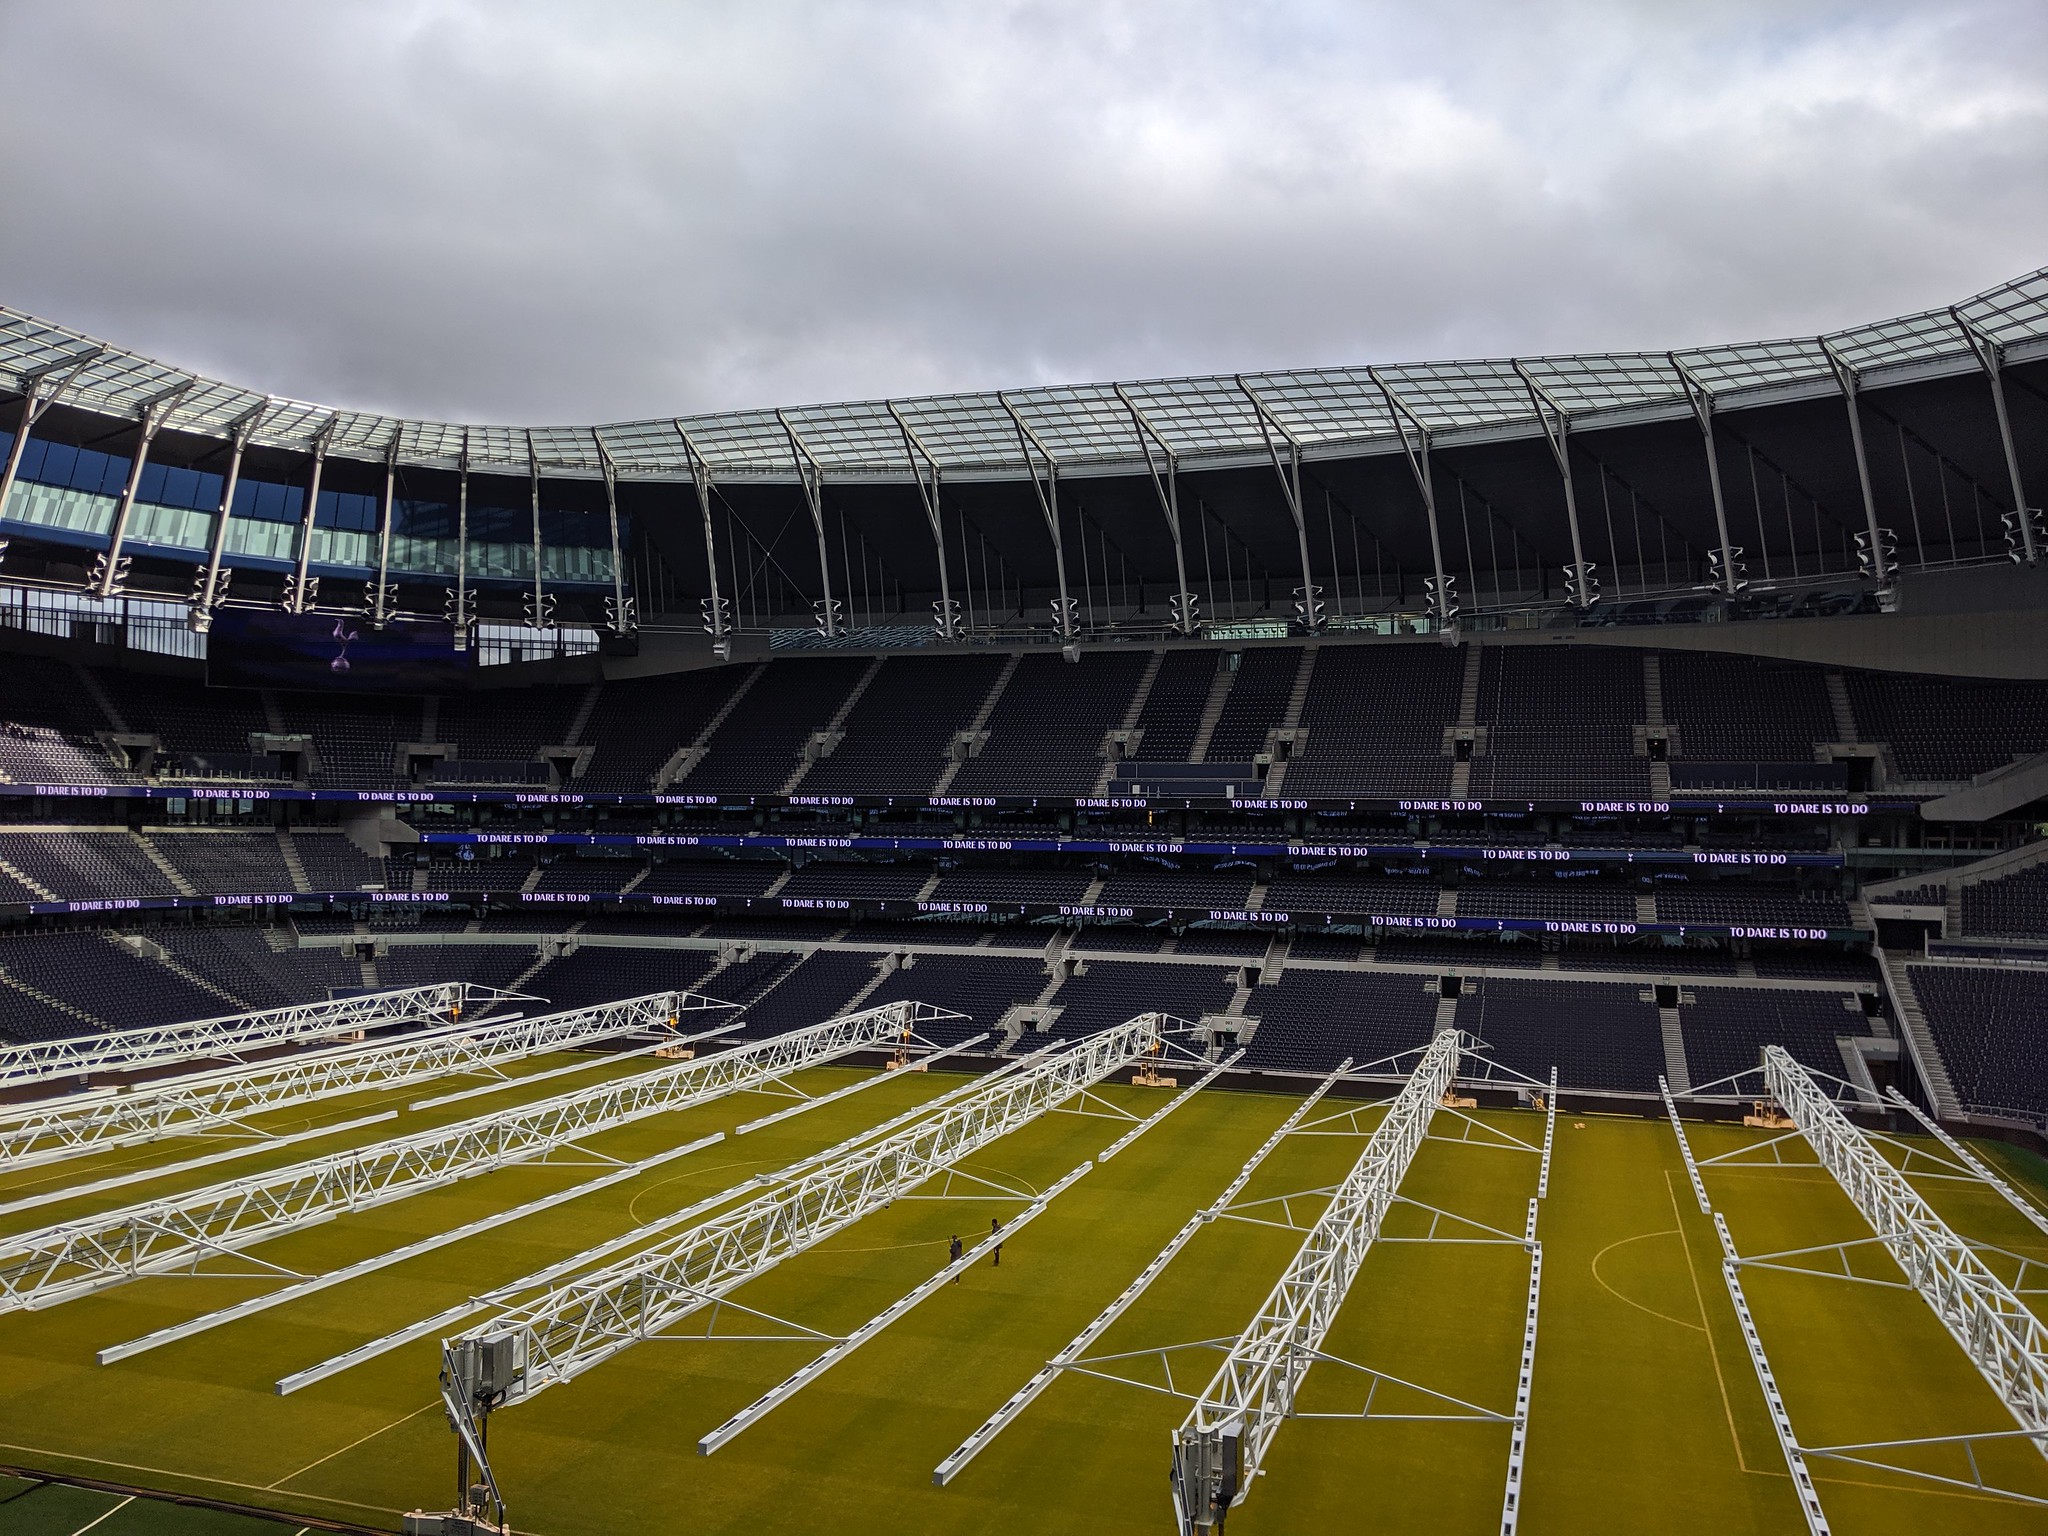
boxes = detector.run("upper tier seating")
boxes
[689,657,870,793]
[1204,648,1301,763]
[155,832,296,894]
[949,651,1148,796]
[1909,963,2048,1121]
[578,668,750,790]
[1050,960,1236,1037]
[1659,651,1837,767]
[1286,644,1461,796]
[1844,671,2048,781]
[1471,647,1648,797]
[801,654,1003,795]
[1959,867,2048,940]
[1131,650,1220,762]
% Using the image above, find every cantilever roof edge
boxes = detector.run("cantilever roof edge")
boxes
[2,265,2043,483]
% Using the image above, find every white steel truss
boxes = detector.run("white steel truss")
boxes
[933,1060,1353,1485]
[1170,1029,1461,1533]
[694,1039,1240,1458]
[0,1000,950,1314]
[277,1042,1063,1397]
[0,991,735,1169]
[1765,1047,2048,1442]
[446,1014,1167,1411]
[97,1128,732,1365]
[0,982,510,1089]
[1664,1060,2048,1530]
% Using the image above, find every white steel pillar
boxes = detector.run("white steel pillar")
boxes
[367,427,402,628]
[1237,379,1323,631]
[1669,355,1746,596]
[1513,361,1598,608]
[674,425,730,654]
[1817,339,1896,589]
[1952,307,2039,565]
[1371,372,1459,633]
[282,418,334,614]
[777,411,842,638]
[888,403,960,640]
[188,399,269,633]
[998,394,1078,643]
[1115,384,1199,634]
[590,429,633,636]
[93,378,196,598]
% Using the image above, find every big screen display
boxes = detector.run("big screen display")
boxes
[206,610,474,691]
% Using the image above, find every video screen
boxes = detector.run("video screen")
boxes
[206,610,474,692]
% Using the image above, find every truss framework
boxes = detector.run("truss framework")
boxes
[0,991,734,1169]
[276,1040,1067,1397]
[0,982,510,1089]
[933,1060,1354,1485]
[447,1014,1167,1411]
[98,1129,731,1365]
[1170,1029,1462,1531]
[1663,1064,2048,1533]
[0,1000,951,1313]
[1763,1047,2048,1441]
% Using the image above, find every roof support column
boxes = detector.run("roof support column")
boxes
[188,400,268,633]
[887,404,959,640]
[282,422,333,614]
[675,426,729,656]
[92,378,195,599]
[367,431,401,629]
[1818,338,1895,590]
[1237,379,1323,631]
[777,412,842,639]
[1116,385,1198,634]
[999,395,1077,643]
[1513,361,1598,608]
[1951,307,2038,566]
[448,432,473,649]
[0,346,105,569]
[1370,370,1457,635]
[590,430,633,636]
[1670,356,1746,596]
[523,431,553,633]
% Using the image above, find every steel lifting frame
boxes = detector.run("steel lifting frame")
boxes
[1170,1030,1532,1533]
[934,1059,1354,1485]
[695,1045,1244,1458]
[0,982,505,1089]
[447,1014,1166,1408]
[1663,1057,2048,1531]
[278,1035,1069,1398]
[0,990,735,1170]
[0,1000,948,1314]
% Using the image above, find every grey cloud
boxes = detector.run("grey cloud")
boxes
[0,0,2042,425]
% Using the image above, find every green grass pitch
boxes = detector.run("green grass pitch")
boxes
[0,1049,2044,1535]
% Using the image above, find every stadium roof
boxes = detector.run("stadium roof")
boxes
[2,267,2045,484]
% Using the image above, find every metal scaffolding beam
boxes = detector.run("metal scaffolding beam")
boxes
[0,992,735,1170]
[0,1000,944,1314]
[445,1014,1166,1410]
[278,1040,1051,1398]
[1764,1047,2048,1442]
[0,982,508,1090]
[935,1060,1352,1485]
[1170,1028,1461,1533]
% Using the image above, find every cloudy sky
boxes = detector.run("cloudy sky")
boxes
[1,1,2043,425]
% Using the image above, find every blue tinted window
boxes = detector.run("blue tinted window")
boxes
[315,487,379,531]
[394,497,457,539]
[38,442,77,486]
[236,478,304,523]
[469,502,526,542]
[540,503,608,547]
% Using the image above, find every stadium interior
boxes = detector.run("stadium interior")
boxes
[0,270,2043,1535]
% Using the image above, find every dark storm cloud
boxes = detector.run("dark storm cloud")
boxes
[0,1,2043,425]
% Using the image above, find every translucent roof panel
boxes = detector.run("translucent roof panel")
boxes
[2,263,2043,479]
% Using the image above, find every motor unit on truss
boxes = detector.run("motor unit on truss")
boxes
[1171,1418,1244,1533]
